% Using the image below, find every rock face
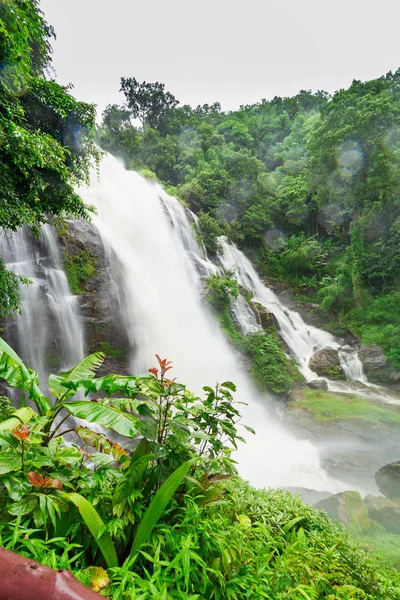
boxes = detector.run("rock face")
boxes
[306,379,328,391]
[284,487,333,507]
[251,302,278,329]
[315,491,371,534]
[364,495,400,534]
[358,345,392,384]
[375,462,400,499]
[59,220,132,376]
[308,348,345,379]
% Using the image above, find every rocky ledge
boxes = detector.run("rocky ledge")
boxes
[59,220,132,376]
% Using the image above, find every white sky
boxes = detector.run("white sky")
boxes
[40,0,400,119]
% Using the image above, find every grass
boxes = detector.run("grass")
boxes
[357,530,400,570]
[292,390,400,426]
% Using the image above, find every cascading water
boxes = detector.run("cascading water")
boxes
[217,237,368,385]
[80,154,350,492]
[0,225,84,387]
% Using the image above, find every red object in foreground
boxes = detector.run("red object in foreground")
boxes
[0,546,101,600]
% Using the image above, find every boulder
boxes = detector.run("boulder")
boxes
[375,462,400,499]
[251,302,279,330]
[306,379,328,391]
[309,348,345,380]
[364,495,400,534]
[284,487,333,506]
[315,491,371,534]
[358,345,394,385]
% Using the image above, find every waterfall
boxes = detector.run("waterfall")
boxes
[79,154,349,492]
[0,225,84,388]
[217,237,368,385]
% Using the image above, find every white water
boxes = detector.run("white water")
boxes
[80,154,351,492]
[217,237,367,386]
[0,225,84,385]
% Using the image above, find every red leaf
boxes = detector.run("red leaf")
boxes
[45,478,63,490]
[155,354,162,366]
[28,472,63,490]
[164,366,173,373]
[28,472,45,488]
[12,424,30,441]
[148,367,158,376]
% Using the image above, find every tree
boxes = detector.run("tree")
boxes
[120,77,178,130]
[0,0,99,316]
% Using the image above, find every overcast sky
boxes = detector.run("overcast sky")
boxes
[40,0,400,119]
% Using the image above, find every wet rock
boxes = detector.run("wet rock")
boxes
[59,220,132,376]
[284,487,333,506]
[340,345,354,353]
[306,379,328,391]
[320,447,386,490]
[309,348,345,380]
[251,302,279,329]
[315,491,371,534]
[375,462,400,499]
[358,345,395,385]
[364,495,400,534]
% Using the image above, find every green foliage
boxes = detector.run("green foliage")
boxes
[97,342,125,360]
[120,77,178,130]
[205,272,239,311]
[294,390,400,426]
[63,492,118,568]
[196,211,223,255]
[64,250,96,295]
[0,0,100,313]
[0,258,29,318]
[0,338,399,597]
[238,331,300,394]
[348,293,400,368]
[99,70,400,371]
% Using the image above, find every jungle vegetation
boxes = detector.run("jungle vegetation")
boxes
[98,71,400,368]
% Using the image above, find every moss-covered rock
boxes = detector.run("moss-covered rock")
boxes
[375,462,400,499]
[309,348,345,379]
[315,491,372,535]
[59,220,132,376]
[364,494,400,534]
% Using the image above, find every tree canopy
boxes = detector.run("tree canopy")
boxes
[0,0,100,316]
[98,70,400,367]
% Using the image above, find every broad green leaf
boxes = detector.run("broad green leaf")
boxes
[63,491,118,568]
[0,454,22,474]
[8,495,38,516]
[0,407,36,431]
[220,381,236,392]
[129,460,192,562]
[61,401,139,437]
[283,516,304,534]
[49,352,105,400]
[0,337,49,414]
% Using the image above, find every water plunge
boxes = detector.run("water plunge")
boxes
[80,155,349,492]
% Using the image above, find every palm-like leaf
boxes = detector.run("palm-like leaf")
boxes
[0,407,36,431]
[0,337,49,414]
[62,401,139,437]
[63,492,118,568]
[49,352,105,401]
[75,427,129,459]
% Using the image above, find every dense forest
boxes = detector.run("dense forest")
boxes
[1,1,400,599]
[98,72,400,369]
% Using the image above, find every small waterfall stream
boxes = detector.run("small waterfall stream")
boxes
[217,237,367,386]
[0,225,84,387]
